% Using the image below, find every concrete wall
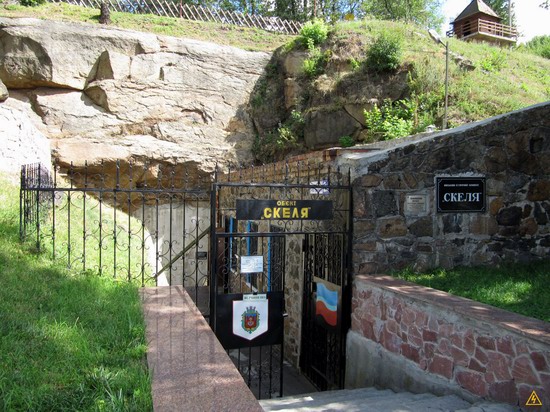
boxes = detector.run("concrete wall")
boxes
[340,101,550,275]
[347,275,550,409]
[137,202,210,286]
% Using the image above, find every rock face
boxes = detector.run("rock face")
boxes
[0,79,7,101]
[0,17,271,180]
[0,105,51,175]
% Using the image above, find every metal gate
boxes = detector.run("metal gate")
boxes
[209,163,352,398]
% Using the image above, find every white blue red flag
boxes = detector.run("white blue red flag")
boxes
[315,281,339,328]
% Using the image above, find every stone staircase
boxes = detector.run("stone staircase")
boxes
[260,387,519,411]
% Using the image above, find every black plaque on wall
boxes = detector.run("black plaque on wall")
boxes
[436,177,486,213]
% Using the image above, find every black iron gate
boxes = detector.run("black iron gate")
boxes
[209,163,352,397]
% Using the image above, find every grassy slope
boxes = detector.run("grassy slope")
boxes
[0,174,152,410]
[395,262,550,322]
[1,4,548,125]
[330,19,550,126]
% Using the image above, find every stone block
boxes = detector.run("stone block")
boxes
[360,174,383,187]
[512,356,540,385]
[496,337,516,357]
[401,343,420,363]
[451,347,470,367]
[476,336,496,351]
[456,371,488,397]
[408,217,433,237]
[423,329,437,342]
[487,352,512,381]
[378,217,407,238]
[496,206,522,226]
[373,191,398,217]
[428,355,453,379]
[442,214,463,234]
[488,380,518,405]
[519,217,538,236]
[484,147,507,173]
[469,357,487,373]
[528,180,550,201]
[531,352,548,372]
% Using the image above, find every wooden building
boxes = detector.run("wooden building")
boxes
[447,0,517,46]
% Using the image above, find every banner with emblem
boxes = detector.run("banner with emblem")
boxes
[215,291,284,349]
[232,295,268,341]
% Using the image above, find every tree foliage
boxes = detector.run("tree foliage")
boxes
[362,0,443,29]
[525,35,550,59]
[483,0,516,26]
[540,1,549,9]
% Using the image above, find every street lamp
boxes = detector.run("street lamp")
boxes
[428,29,449,130]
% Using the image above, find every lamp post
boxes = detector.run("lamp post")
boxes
[428,29,449,130]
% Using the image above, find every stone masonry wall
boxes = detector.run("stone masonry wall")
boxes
[346,102,550,274]
[347,275,550,409]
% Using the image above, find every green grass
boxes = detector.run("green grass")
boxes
[0,2,293,52]
[0,174,153,411]
[395,262,550,322]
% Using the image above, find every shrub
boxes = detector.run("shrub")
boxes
[524,35,550,59]
[477,50,507,72]
[302,47,331,78]
[20,0,46,6]
[299,19,329,48]
[339,135,355,147]
[366,32,403,72]
[364,99,414,140]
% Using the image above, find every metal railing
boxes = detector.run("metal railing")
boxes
[20,161,211,289]
[54,0,303,34]
[446,18,517,41]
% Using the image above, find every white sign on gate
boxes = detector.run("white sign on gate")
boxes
[240,255,264,273]
[233,295,268,341]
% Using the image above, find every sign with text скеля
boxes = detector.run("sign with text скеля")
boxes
[436,177,486,213]
[236,199,333,220]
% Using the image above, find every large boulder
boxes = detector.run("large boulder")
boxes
[0,105,51,174]
[0,17,271,181]
[0,78,7,101]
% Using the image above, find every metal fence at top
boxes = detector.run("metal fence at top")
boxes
[54,0,303,34]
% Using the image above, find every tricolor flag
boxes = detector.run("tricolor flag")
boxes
[315,281,339,329]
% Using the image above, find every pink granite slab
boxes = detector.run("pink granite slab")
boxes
[141,286,263,412]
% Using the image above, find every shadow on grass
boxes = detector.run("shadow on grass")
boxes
[395,262,550,322]
[0,212,152,410]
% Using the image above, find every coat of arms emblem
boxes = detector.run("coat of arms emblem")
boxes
[242,306,260,333]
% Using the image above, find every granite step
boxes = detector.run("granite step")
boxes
[260,387,519,411]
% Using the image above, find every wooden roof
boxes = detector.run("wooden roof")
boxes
[453,0,500,22]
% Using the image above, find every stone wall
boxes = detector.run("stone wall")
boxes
[341,102,550,274]
[347,275,550,409]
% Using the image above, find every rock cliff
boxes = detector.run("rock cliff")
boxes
[0,17,270,185]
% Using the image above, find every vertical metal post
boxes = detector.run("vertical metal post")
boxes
[209,167,218,328]
[443,41,449,130]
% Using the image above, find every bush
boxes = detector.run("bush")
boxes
[366,32,403,72]
[302,44,331,78]
[525,35,550,59]
[339,135,355,147]
[477,50,507,72]
[364,99,413,141]
[252,110,304,163]
[20,0,46,6]
[299,19,329,48]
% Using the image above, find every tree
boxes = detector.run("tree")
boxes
[362,0,443,30]
[540,1,549,9]
[484,0,516,26]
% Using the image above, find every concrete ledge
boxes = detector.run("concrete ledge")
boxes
[140,286,262,412]
[357,275,550,346]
